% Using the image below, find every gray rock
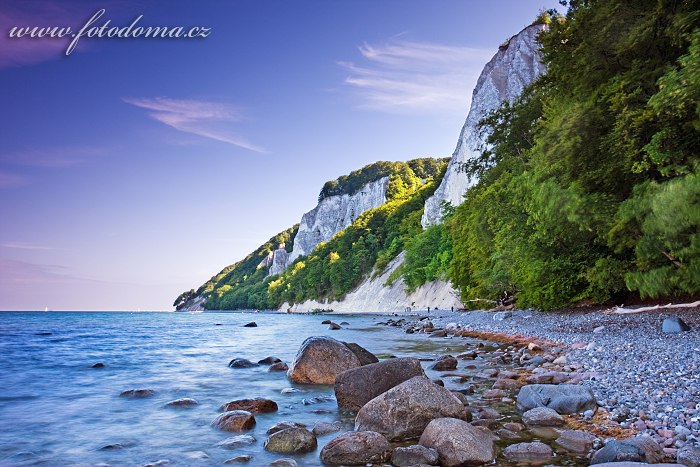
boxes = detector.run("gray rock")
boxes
[419,417,495,467]
[243,322,257,327]
[522,407,565,426]
[211,411,256,432]
[223,455,252,464]
[311,421,345,436]
[269,459,297,467]
[216,435,256,449]
[663,317,691,333]
[678,446,700,467]
[334,357,425,411]
[392,445,439,466]
[164,398,198,408]
[517,384,597,414]
[287,336,362,384]
[355,376,469,440]
[555,430,596,454]
[268,362,289,372]
[266,421,307,435]
[591,437,664,465]
[228,358,258,368]
[319,431,392,465]
[503,441,554,462]
[493,311,513,321]
[258,356,282,364]
[263,427,317,454]
[120,389,155,398]
[342,342,379,365]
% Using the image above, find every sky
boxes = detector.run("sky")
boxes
[0,0,561,311]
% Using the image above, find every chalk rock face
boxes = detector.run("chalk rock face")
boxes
[422,24,546,227]
[287,177,388,265]
[269,248,289,276]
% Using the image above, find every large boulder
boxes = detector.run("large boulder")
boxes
[391,445,439,466]
[419,417,495,467]
[342,342,379,365]
[334,357,425,411]
[319,431,392,465]
[355,376,469,441]
[263,427,317,454]
[591,437,665,465]
[287,337,365,384]
[517,384,597,414]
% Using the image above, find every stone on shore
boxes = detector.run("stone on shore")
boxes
[677,446,700,467]
[229,358,258,368]
[662,317,691,333]
[221,398,278,414]
[355,376,469,441]
[164,398,199,408]
[555,430,596,454]
[211,411,256,432]
[287,336,363,384]
[591,437,665,465]
[319,431,392,465]
[517,384,597,414]
[391,445,439,466]
[503,441,554,462]
[263,427,317,454]
[429,355,457,371]
[120,389,155,398]
[522,407,565,426]
[334,357,425,411]
[419,417,495,467]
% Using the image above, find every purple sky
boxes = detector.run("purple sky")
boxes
[0,0,560,311]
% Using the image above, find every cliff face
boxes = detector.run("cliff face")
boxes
[286,176,389,265]
[422,24,546,227]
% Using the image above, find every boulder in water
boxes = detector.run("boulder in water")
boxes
[287,336,362,384]
[211,411,256,432]
[264,427,317,454]
[419,417,495,467]
[319,431,391,465]
[221,398,278,414]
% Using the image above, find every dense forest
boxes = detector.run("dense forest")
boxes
[177,0,699,312]
[408,0,699,309]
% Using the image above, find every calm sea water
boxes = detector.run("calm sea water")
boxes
[0,311,484,467]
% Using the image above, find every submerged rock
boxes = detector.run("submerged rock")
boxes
[517,383,597,414]
[269,459,297,467]
[267,421,307,435]
[216,435,256,449]
[211,411,256,432]
[319,431,391,465]
[258,356,282,364]
[120,389,155,398]
[334,357,425,411]
[429,355,458,371]
[264,427,317,454]
[503,441,554,462]
[164,398,199,408]
[268,362,289,372]
[355,376,469,441]
[228,358,258,368]
[391,445,439,466]
[243,322,257,327]
[287,336,362,384]
[91,362,105,368]
[419,417,495,467]
[223,455,252,464]
[221,398,278,414]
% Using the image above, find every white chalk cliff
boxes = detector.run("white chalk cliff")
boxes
[422,24,546,227]
[286,177,389,266]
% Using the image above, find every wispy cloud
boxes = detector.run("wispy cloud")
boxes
[339,37,492,114]
[123,97,266,153]
[0,171,27,189]
[0,242,54,251]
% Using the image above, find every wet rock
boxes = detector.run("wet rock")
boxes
[493,378,522,391]
[340,321,349,325]
[269,459,297,467]
[91,362,105,368]
[243,322,257,327]
[343,342,379,365]
[287,336,362,384]
[120,389,155,398]
[517,384,597,414]
[334,357,425,411]
[221,398,278,414]
[267,421,307,435]
[211,411,256,432]
[522,407,565,427]
[300,394,334,405]
[526,371,570,384]
[258,356,282,365]
[392,444,439,466]
[279,388,304,395]
[328,322,341,330]
[355,376,469,441]
[678,446,700,467]
[311,421,345,436]
[265,361,286,371]
[591,436,665,464]
[141,460,171,467]
[429,330,447,338]
[100,443,128,450]
[419,417,495,467]
[503,441,554,462]
[216,435,256,449]
[321,319,332,324]
[264,427,317,454]
[223,455,252,464]
[430,355,457,371]
[555,430,596,454]
[229,358,258,368]
[483,389,508,399]
[662,317,691,333]
[164,398,199,408]
[320,431,391,465]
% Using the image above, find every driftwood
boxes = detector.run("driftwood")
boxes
[607,301,700,314]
